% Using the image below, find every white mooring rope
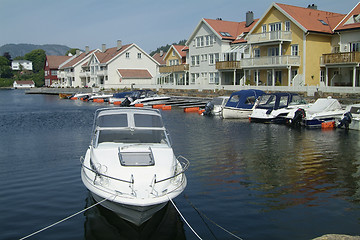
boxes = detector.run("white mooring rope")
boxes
[19,194,117,240]
[167,195,203,240]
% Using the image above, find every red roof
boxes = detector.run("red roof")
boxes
[275,3,345,34]
[61,50,96,68]
[94,44,132,63]
[46,55,71,69]
[152,52,166,65]
[117,69,152,79]
[172,45,187,58]
[334,2,360,31]
[204,18,258,41]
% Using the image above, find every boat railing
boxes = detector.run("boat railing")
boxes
[80,155,190,186]
[154,155,190,184]
[80,156,134,184]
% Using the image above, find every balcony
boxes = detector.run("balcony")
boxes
[216,61,242,70]
[79,71,90,78]
[241,55,300,68]
[321,52,360,65]
[97,70,108,76]
[159,64,189,73]
[247,31,292,44]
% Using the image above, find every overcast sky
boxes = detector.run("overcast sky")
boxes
[0,0,358,53]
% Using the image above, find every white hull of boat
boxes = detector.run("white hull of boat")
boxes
[222,107,252,119]
[91,192,168,225]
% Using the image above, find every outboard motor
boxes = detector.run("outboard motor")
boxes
[120,97,133,107]
[338,112,352,130]
[203,101,214,116]
[291,108,306,127]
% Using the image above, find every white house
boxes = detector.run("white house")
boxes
[11,60,33,71]
[185,14,257,88]
[13,80,35,88]
[82,41,159,89]
[320,2,360,87]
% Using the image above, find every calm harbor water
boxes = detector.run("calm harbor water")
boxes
[0,89,359,240]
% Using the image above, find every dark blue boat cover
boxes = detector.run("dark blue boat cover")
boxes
[113,91,133,98]
[225,89,265,109]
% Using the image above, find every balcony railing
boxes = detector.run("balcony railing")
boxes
[247,31,292,44]
[97,70,108,76]
[321,52,360,65]
[79,71,90,77]
[216,61,242,70]
[241,55,300,68]
[159,64,189,73]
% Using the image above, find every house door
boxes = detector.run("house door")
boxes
[268,47,279,64]
[275,70,282,85]
[267,71,273,86]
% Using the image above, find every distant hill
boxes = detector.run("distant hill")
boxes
[0,43,71,58]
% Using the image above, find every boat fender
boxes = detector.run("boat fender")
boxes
[291,108,306,127]
[337,111,352,129]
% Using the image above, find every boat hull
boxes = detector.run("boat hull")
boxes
[222,107,252,119]
[91,192,167,226]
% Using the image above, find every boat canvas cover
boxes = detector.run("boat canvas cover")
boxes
[225,89,264,109]
[112,91,133,98]
[256,92,300,110]
[307,98,342,115]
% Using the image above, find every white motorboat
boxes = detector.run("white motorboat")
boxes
[337,103,360,130]
[222,89,264,119]
[81,108,188,226]
[202,96,229,116]
[121,90,170,107]
[249,92,308,123]
[286,97,345,128]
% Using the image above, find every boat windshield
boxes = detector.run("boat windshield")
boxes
[289,95,306,106]
[97,129,168,145]
[257,94,276,109]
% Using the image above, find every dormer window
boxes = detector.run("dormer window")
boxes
[220,32,232,37]
[319,19,328,25]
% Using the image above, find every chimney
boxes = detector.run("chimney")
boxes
[102,44,106,52]
[85,46,89,54]
[307,4,317,10]
[76,49,80,56]
[246,11,254,27]
[117,40,122,50]
[160,50,164,56]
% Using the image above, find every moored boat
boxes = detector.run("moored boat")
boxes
[80,107,188,226]
[286,97,345,128]
[202,96,229,116]
[337,103,360,130]
[249,92,307,123]
[222,89,264,119]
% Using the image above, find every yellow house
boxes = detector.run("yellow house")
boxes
[244,3,345,87]
[158,45,189,85]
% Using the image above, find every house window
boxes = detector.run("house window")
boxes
[172,50,175,56]
[209,72,219,84]
[137,53,142,58]
[269,22,281,31]
[209,54,214,64]
[291,45,299,56]
[196,36,204,47]
[285,21,291,31]
[206,36,210,46]
[262,24,267,33]
[320,70,325,82]
[254,48,260,58]
[126,52,130,58]
[351,42,360,52]
[196,55,200,65]
[191,73,199,84]
[51,70,57,76]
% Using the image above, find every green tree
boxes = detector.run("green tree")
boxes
[65,48,79,56]
[0,56,12,78]
[24,49,46,73]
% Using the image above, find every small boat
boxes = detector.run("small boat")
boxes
[59,93,72,99]
[202,96,229,116]
[88,93,114,102]
[121,90,170,107]
[286,97,345,128]
[222,89,264,119]
[337,103,360,130]
[108,91,134,104]
[249,92,307,123]
[81,107,188,226]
